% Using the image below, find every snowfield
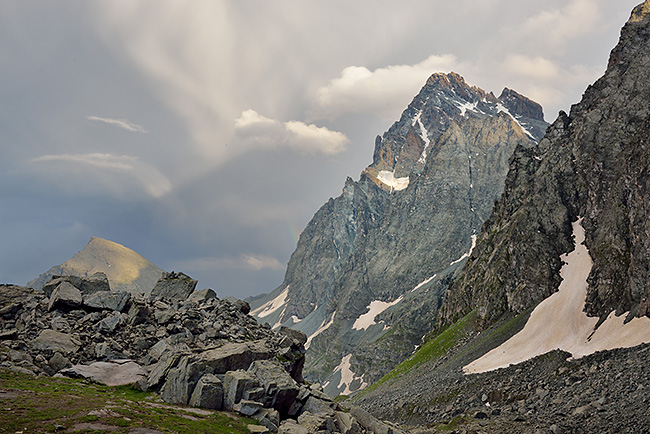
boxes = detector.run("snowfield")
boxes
[464,219,650,374]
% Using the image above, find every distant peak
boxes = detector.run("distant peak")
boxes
[498,87,545,122]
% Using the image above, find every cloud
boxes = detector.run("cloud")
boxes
[312,54,461,119]
[30,152,172,198]
[32,153,137,171]
[234,109,349,155]
[502,55,561,81]
[174,254,285,272]
[87,116,148,133]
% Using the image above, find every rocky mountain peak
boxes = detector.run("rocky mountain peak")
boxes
[498,87,545,121]
[28,237,164,296]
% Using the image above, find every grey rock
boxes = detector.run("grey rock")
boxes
[188,288,217,304]
[350,406,406,434]
[48,352,72,372]
[30,330,80,354]
[234,399,264,417]
[224,370,260,411]
[48,282,82,311]
[199,340,274,374]
[278,420,310,434]
[302,396,336,416]
[249,359,300,414]
[297,412,335,433]
[150,271,197,301]
[96,312,123,333]
[57,359,146,386]
[189,373,224,410]
[83,291,131,312]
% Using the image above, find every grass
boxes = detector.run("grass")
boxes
[0,368,257,434]
[356,311,477,397]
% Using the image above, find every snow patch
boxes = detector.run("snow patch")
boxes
[450,234,477,266]
[455,100,479,117]
[352,296,404,331]
[250,286,289,319]
[377,170,409,192]
[334,354,368,395]
[496,103,535,140]
[413,110,432,164]
[464,219,650,374]
[412,274,438,292]
[306,310,336,349]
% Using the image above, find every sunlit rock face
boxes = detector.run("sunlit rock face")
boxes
[442,1,650,330]
[28,237,165,296]
[250,72,547,395]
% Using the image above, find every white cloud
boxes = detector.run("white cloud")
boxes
[313,54,461,119]
[502,55,561,81]
[87,116,148,133]
[32,153,137,171]
[234,109,349,155]
[30,153,172,198]
[174,254,285,272]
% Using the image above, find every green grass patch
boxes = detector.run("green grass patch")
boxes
[357,311,476,397]
[0,368,257,434]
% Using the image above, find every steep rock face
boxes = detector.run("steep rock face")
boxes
[250,73,547,395]
[28,237,165,297]
[442,1,650,329]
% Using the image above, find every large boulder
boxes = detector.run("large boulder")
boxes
[83,291,131,312]
[48,282,82,311]
[224,370,261,411]
[150,272,197,301]
[189,374,224,409]
[248,359,300,415]
[199,340,274,374]
[30,330,80,354]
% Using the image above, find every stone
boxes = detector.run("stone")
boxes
[77,272,111,294]
[127,302,150,325]
[199,340,274,374]
[83,291,131,312]
[234,399,264,417]
[188,288,217,304]
[150,272,197,301]
[302,396,337,416]
[189,374,224,410]
[278,326,308,346]
[335,411,361,434]
[30,330,80,354]
[159,357,204,405]
[350,406,406,434]
[97,313,123,333]
[248,359,300,414]
[297,412,335,432]
[278,420,310,434]
[48,282,82,311]
[48,352,72,372]
[224,370,260,411]
[247,425,270,434]
[57,360,146,386]
[254,408,280,432]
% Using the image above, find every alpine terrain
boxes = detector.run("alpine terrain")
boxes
[354,2,650,433]
[249,72,548,396]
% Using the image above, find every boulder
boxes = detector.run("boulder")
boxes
[248,359,300,415]
[224,370,260,411]
[48,352,72,372]
[56,359,146,386]
[297,411,336,432]
[30,330,80,354]
[302,395,337,416]
[77,272,111,294]
[96,312,123,333]
[48,282,82,311]
[188,288,217,304]
[150,272,197,301]
[189,374,224,410]
[234,399,264,417]
[278,420,310,434]
[159,357,205,405]
[199,340,274,374]
[83,291,131,312]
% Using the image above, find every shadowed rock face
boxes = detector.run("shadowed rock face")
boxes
[250,72,547,395]
[441,0,650,330]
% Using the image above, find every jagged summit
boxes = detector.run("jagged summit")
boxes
[250,72,548,395]
[365,72,547,189]
[28,237,164,296]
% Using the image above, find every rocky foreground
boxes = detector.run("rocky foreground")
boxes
[0,274,403,434]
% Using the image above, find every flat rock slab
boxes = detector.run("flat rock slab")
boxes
[57,360,146,386]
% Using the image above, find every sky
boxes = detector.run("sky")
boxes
[0,0,641,299]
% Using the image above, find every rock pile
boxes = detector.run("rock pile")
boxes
[0,275,388,433]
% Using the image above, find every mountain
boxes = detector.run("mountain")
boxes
[353,2,650,432]
[28,237,165,296]
[250,72,548,395]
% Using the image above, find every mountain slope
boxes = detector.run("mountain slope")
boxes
[441,0,650,331]
[28,237,164,296]
[352,3,650,431]
[250,73,547,395]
